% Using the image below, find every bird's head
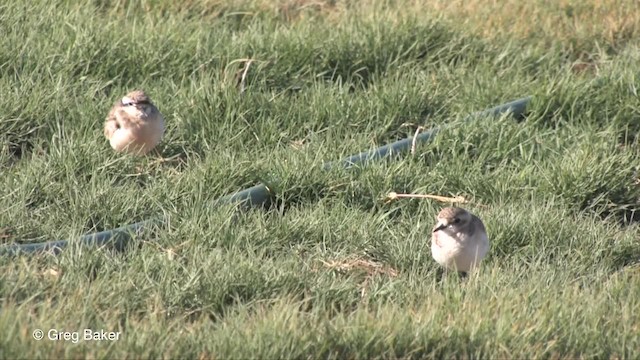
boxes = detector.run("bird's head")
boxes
[432,207,473,233]
[120,90,155,112]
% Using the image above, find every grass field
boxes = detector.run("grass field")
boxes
[1,0,640,358]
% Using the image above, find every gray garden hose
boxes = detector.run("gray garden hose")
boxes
[0,96,531,257]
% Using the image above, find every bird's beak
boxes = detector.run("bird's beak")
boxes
[432,219,448,233]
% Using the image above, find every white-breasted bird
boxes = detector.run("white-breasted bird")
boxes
[431,207,489,276]
[104,90,165,155]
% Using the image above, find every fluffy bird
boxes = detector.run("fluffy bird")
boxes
[104,90,165,155]
[431,207,489,276]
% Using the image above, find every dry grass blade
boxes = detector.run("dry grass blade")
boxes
[385,192,467,203]
[41,267,62,279]
[319,257,398,278]
[239,59,253,94]
[385,192,489,208]
[320,257,399,299]
[411,126,425,155]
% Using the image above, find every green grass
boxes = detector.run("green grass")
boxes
[1,0,640,358]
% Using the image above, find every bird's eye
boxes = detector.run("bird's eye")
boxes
[453,218,461,224]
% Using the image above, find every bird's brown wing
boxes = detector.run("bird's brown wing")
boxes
[103,106,120,139]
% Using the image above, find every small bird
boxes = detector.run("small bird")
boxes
[431,207,489,277]
[104,90,165,155]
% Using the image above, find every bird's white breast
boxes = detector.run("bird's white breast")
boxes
[431,230,489,272]
[109,109,165,155]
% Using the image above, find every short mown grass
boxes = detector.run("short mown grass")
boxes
[1,0,639,358]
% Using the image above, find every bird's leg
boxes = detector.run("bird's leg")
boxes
[435,267,446,283]
[148,149,186,169]
[142,148,167,168]
[150,147,163,159]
